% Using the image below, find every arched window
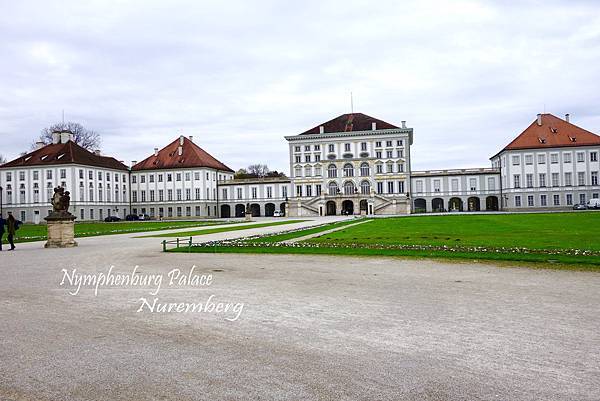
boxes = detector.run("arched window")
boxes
[327,164,337,178]
[343,163,354,177]
[314,164,322,176]
[343,181,356,195]
[360,180,371,195]
[360,162,370,176]
[304,165,312,177]
[328,181,339,195]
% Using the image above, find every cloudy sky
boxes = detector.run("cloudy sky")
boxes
[1,0,599,172]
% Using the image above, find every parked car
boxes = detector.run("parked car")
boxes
[138,214,151,220]
[573,203,587,210]
[587,199,600,209]
[273,210,282,217]
[125,214,139,221]
[104,216,121,222]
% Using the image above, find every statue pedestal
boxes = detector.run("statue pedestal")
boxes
[44,214,77,248]
[244,212,253,222]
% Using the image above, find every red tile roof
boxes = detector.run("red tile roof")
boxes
[132,136,233,172]
[501,114,600,152]
[300,113,399,135]
[1,140,128,170]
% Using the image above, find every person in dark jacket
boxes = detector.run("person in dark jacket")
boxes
[0,214,5,251]
[6,212,16,251]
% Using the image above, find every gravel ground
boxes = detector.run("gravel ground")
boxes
[0,218,599,401]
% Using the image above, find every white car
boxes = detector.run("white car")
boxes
[273,210,282,217]
[587,199,600,209]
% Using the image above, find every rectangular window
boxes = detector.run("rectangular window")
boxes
[316,184,322,196]
[592,171,598,186]
[451,179,459,192]
[237,188,242,199]
[361,142,367,151]
[525,174,533,188]
[377,182,384,194]
[140,175,145,183]
[252,187,257,199]
[515,195,521,207]
[540,194,547,206]
[387,181,394,194]
[527,195,534,207]
[416,180,423,193]
[314,144,320,151]
[282,186,288,197]
[386,140,392,147]
[398,181,405,193]
[176,189,182,201]
[487,177,495,190]
[306,185,312,197]
[578,172,585,186]
[512,155,520,165]
[537,154,546,164]
[185,189,191,200]
[577,152,585,162]
[167,189,173,201]
[266,187,272,198]
[551,173,559,187]
[550,154,559,164]
[564,172,571,187]
[565,194,572,206]
[525,155,533,165]
[591,152,598,162]
[375,141,382,148]
[469,178,477,191]
[433,179,440,192]
[60,169,66,179]
[328,144,334,153]
[296,185,302,197]
[513,175,520,188]
[580,193,586,204]
[553,194,560,206]
[563,153,571,163]
[539,173,546,187]
[344,143,351,152]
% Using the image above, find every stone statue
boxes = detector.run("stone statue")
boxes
[45,186,77,248]
[49,187,73,217]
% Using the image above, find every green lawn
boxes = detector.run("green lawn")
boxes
[10,220,234,243]
[170,212,600,269]
[309,212,600,251]
[145,220,309,238]
[247,219,359,243]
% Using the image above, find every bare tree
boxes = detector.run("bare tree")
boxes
[0,154,6,165]
[247,164,270,178]
[35,121,101,151]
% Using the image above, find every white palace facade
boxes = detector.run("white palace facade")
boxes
[1,112,599,222]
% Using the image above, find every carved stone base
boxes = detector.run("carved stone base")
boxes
[244,212,253,222]
[45,217,77,248]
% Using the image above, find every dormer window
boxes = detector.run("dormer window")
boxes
[57,153,65,159]
[41,155,48,160]
[538,138,546,144]
[25,156,32,161]
[550,127,558,134]
[569,136,576,142]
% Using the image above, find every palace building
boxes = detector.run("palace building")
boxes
[1,112,599,222]
[285,113,413,216]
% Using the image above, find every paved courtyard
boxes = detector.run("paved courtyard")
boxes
[0,219,599,401]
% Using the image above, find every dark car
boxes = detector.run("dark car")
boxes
[104,216,121,222]
[125,214,139,221]
[573,203,587,210]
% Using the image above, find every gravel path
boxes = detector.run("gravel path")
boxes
[0,217,598,401]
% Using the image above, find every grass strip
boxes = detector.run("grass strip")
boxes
[144,220,309,238]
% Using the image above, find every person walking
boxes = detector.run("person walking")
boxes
[6,212,16,251]
[0,214,5,251]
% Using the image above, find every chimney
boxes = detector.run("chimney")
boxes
[371,122,377,130]
[178,146,183,156]
[319,126,324,134]
[401,121,406,129]
[52,131,60,144]
[537,114,542,126]
[188,135,193,142]
[60,130,73,144]
[94,149,101,156]
[179,135,184,145]
[565,113,570,123]
[35,141,45,150]
[154,147,159,157]
[131,161,137,167]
